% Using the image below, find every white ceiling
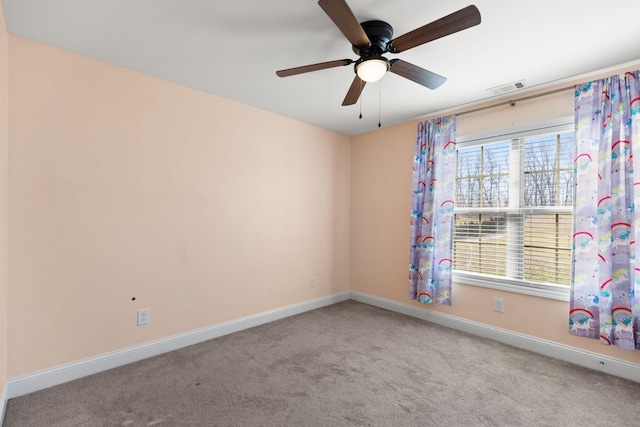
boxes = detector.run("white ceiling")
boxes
[3,0,640,136]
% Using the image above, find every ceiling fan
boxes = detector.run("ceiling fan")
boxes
[276,0,481,106]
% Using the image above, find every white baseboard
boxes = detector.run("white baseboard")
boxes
[6,291,351,399]
[350,291,640,383]
[6,289,639,404]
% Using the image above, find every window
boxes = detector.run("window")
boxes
[453,120,575,298]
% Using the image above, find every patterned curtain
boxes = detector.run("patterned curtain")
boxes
[409,116,456,305]
[571,71,640,350]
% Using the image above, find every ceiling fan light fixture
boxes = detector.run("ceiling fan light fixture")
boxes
[356,58,389,83]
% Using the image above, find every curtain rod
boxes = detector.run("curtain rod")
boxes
[456,85,574,117]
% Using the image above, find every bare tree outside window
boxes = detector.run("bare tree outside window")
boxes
[523,134,574,207]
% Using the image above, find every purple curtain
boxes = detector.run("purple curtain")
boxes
[571,71,640,350]
[409,116,456,305]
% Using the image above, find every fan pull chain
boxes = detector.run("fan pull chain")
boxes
[378,80,382,128]
[359,79,363,119]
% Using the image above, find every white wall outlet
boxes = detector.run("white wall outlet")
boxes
[493,298,504,313]
[309,276,316,288]
[137,308,150,326]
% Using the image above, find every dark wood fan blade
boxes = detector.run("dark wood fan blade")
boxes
[318,0,370,47]
[276,59,353,77]
[389,5,481,53]
[342,75,366,106]
[389,60,446,89]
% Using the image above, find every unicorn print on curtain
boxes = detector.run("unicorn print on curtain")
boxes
[409,116,456,305]
[571,70,640,350]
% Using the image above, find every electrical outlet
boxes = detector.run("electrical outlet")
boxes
[493,298,504,313]
[137,308,150,326]
[309,276,316,288]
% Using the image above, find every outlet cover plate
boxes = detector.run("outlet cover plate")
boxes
[137,308,150,326]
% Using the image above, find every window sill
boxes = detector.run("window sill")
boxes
[452,272,570,302]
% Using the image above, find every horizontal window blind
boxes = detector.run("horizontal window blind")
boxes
[453,131,575,288]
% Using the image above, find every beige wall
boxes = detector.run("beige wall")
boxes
[7,36,350,377]
[351,73,640,366]
[0,0,9,396]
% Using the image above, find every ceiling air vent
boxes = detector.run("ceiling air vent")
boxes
[488,80,526,96]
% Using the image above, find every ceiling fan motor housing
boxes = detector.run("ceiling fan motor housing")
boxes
[353,20,393,58]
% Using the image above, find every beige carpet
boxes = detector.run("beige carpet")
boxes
[4,300,640,426]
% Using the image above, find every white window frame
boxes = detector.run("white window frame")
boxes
[452,117,574,301]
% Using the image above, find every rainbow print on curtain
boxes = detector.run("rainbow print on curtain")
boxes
[409,116,456,305]
[571,70,640,350]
